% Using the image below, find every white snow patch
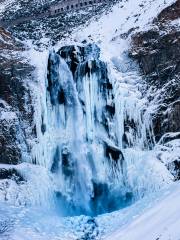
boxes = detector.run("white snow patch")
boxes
[104,181,180,240]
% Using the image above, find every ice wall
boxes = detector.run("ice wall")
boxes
[30,43,171,216]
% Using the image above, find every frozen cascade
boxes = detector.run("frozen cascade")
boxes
[29,43,171,216]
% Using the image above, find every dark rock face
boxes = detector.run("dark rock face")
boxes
[130,1,180,142]
[155,0,180,23]
[0,108,21,165]
[131,29,180,83]
[0,28,36,165]
[58,45,85,76]
[173,160,180,180]
[104,142,124,164]
[0,168,24,182]
[130,1,180,179]
[58,44,101,76]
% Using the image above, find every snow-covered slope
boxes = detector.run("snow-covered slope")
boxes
[105,181,180,240]
[60,0,177,55]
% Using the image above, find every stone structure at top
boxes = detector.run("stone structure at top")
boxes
[49,0,107,15]
[0,0,108,27]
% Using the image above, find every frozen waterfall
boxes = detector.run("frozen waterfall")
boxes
[29,43,171,216]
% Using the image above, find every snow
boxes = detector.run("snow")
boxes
[155,139,180,174]
[104,181,180,240]
[0,100,17,121]
[169,18,180,27]
[0,0,179,239]
[0,163,54,208]
[0,0,20,17]
[0,181,180,240]
[57,0,176,60]
[0,111,17,121]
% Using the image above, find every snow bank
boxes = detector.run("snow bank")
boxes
[105,181,180,240]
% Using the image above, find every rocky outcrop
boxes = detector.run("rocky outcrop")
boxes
[0,102,22,165]
[130,0,180,142]
[0,28,35,169]
[155,0,180,23]
[130,0,180,178]
[0,167,24,182]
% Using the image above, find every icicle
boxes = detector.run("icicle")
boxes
[7,44,171,215]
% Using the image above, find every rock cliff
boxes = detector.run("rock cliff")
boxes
[0,28,35,167]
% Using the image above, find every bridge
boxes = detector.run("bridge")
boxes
[0,0,108,27]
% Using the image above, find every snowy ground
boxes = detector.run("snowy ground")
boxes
[104,181,180,240]
[0,181,180,240]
